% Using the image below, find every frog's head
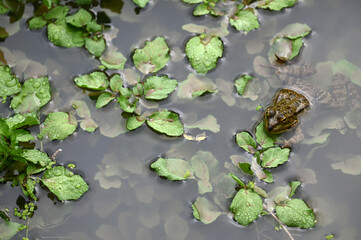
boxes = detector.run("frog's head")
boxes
[263,107,299,134]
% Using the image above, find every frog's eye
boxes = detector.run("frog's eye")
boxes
[280,116,287,122]
[266,109,275,118]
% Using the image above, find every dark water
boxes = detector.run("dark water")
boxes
[1,0,361,239]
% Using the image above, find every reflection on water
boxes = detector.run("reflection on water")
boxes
[1,0,361,239]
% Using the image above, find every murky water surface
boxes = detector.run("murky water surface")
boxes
[1,0,361,239]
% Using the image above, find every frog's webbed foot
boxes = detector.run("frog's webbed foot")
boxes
[275,127,304,149]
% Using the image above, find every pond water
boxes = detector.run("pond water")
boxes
[1,0,361,239]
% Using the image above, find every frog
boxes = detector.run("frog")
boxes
[263,62,361,146]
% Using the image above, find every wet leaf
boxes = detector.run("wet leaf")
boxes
[257,0,298,11]
[66,8,92,27]
[230,188,263,226]
[143,75,177,100]
[5,112,39,130]
[190,151,212,194]
[185,35,223,74]
[146,110,184,137]
[275,198,315,229]
[186,114,220,133]
[72,100,98,132]
[289,37,303,59]
[126,115,145,131]
[85,37,106,57]
[229,173,245,187]
[235,75,253,95]
[22,149,51,167]
[74,71,109,90]
[28,16,47,30]
[132,0,149,8]
[332,59,361,86]
[96,92,115,108]
[260,170,273,183]
[192,197,221,224]
[151,157,194,181]
[177,73,217,99]
[268,37,293,63]
[42,166,89,201]
[239,162,254,175]
[86,20,103,33]
[117,96,137,113]
[38,112,77,140]
[109,74,124,93]
[44,6,69,20]
[331,154,361,175]
[289,181,301,197]
[10,76,51,113]
[133,37,170,74]
[47,19,85,48]
[100,50,127,70]
[261,147,290,168]
[276,23,311,39]
[255,121,277,148]
[0,221,22,240]
[236,131,257,153]
[80,118,98,133]
[182,0,203,3]
[0,66,21,101]
[193,3,209,16]
[230,8,260,33]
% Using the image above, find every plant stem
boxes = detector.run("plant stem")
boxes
[263,203,295,240]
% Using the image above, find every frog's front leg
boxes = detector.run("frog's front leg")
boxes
[279,126,304,148]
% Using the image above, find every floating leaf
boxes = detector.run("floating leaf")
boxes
[193,3,209,16]
[22,149,51,167]
[28,16,47,30]
[100,50,127,70]
[230,8,260,33]
[72,100,98,132]
[289,181,301,197]
[186,114,220,133]
[133,37,170,74]
[192,197,221,224]
[331,155,361,175]
[47,19,85,48]
[0,65,20,101]
[257,0,298,11]
[236,131,257,153]
[151,157,193,181]
[276,23,311,39]
[235,75,253,95]
[261,147,290,168]
[182,0,203,4]
[117,96,137,113]
[126,115,145,131]
[230,188,263,226]
[109,74,123,93]
[85,37,106,57]
[261,170,274,183]
[42,166,89,201]
[132,0,149,8]
[74,71,109,90]
[96,92,115,108]
[190,151,212,194]
[44,6,69,20]
[0,221,22,240]
[10,77,51,113]
[38,112,77,140]
[5,112,39,130]
[239,162,254,175]
[275,198,315,229]
[146,110,184,137]
[332,59,361,86]
[268,37,293,63]
[185,35,223,74]
[143,75,177,100]
[65,8,92,27]
[255,121,277,148]
[177,73,217,99]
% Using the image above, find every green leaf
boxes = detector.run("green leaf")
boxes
[185,35,223,74]
[235,75,253,95]
[150,157,193,181]
[332,59,361,86]
[239,162,254,175]
[65,8,92,27]
[230,9,260,32]
[126,115,145,131]
[47,19,85,48]
[276,23,311,39]
[182,0,203,4]
[325,235,334,240]
[0,65,21,101]
[275,198,315,229]
[268,37,293,63]
[85,37,106,57]
[44,6,69,20]
[186,114,220,133]
[260,170,274,183]
[133,36,170,74]
[143,75,177,100]
[80,118,98,132]
[236,131,257,153]
[28,16,47,30]
[71,100,91,118]
[76,0,92,4]
[0,221,22,240]
[289,181,301,197]
[22,178,37,200]
[42,166,89,201]
[0,210,10,221]
[100,50,127,70]
[229,173,245,187]
[177,73,217,99]
[257,0,298,11]
[132,83,143,97]
[146,110,184,137]
[86,20,103,33]
[261,147,290,168]
[74,71,109,90]
[5,112,39,130]
[10,77,51,113]
[132,0,149,8]
[255,121,277,148]
[289,37,303,60]
[117,96,137,113]
[13,129,34,142]
[109,74,124,93]
[96,92,115,108]
[22,149,51,167]
[230,188,263,226]
[192,197,221,224]
[193,3,209,16]
[38,112,77,140]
